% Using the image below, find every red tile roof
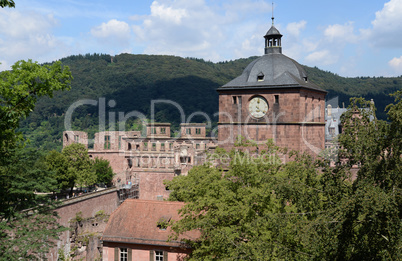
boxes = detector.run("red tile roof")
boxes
[102,199,199,247]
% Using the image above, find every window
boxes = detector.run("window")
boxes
[160,127,166,134]
[161,143,165,151]
[155,250,164,261]
[305,103,308,121]
[329,127,335,136]
[257,73,264,81]
[143,142,148,151]
[127,159,133,168]
[233,96,237,104]
[120,248,128,261]
[186,128,191,135]
[152,143,156,151]
[195,128,201,135]
[312,105,315,122]
[128,143,132,150]
[196,143,200,149]
[274,95,279,104]
[169,143,173,150]
[104,135,111,149]
[74,135,79,142]
[318,105,321,121]
[237,96,242,105]
[151,128,156,134]
[118,136,122,149]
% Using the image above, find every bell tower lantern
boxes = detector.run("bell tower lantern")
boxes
[264,17,282,54]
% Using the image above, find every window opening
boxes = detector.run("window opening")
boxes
[152,143,156,151]
[195,128,201,135]
[160,127,166,134]
[120,248,128,261]
[161,143,165,151]
[151,128,156,134]
[118,136,122,149]
[104,135,111,149]
[127,159,133,168]
[74,135,79,142]
[318,105,321,121]
[274,95,279,104]
[257,73,264,82]
[312,104,315,122]
[143,142,148,151]
[237,96,242,105]
[186,128,191,135]
[155,250,164,261]
[128,143,132,150]
[196,143,200,149]
[233,96,237,104]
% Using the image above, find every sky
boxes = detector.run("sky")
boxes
[1,0,402,77]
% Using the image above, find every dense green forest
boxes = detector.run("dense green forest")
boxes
[19,53,402,152]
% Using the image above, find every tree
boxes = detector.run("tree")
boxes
[93,157,114,186]
[314,95,402,260]
[47,143,97,193]
[0,60,72,161]
[0,60,71,260]
[0,0,15,8]
[166,140,325,260]
[0,148,66,260]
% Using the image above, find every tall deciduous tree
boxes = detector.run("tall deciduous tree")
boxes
[0,60,72,260]
[0,60,72,161]
[93,157,114,186]
[47,143,97,193]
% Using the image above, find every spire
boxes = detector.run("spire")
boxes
[264,4,282,55]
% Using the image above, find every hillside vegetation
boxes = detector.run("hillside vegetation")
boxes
[19,53,402,151]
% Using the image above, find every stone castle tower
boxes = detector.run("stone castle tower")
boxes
[217,18,327,155]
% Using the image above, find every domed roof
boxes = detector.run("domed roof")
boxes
[220,53,323,92]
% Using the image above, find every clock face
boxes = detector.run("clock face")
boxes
[248,96,268,118]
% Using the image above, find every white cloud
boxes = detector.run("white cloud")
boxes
[150,1,188,24]
[131,0,272,61]
[324,22,357,43]
[305,50,338,65]
[389,56,402,73]
[286,20,306,38]
[364,0,402,48]
[0,9,63,70]
[91,19,131,40]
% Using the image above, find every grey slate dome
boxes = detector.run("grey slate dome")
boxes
[219,21,324,92]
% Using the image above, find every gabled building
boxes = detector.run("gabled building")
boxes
[102,199,199,261]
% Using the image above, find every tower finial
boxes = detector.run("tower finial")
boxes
[271,2,274,25]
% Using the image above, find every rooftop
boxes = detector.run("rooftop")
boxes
[102,199,200,247]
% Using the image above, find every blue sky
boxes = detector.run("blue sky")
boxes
[1,0,401,77]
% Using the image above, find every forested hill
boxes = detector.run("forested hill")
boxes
[19,53,402,152]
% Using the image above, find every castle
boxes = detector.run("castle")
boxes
[63,19,329,202]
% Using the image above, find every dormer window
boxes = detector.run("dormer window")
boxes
[257,73,264,82]
[303,77,308,82]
